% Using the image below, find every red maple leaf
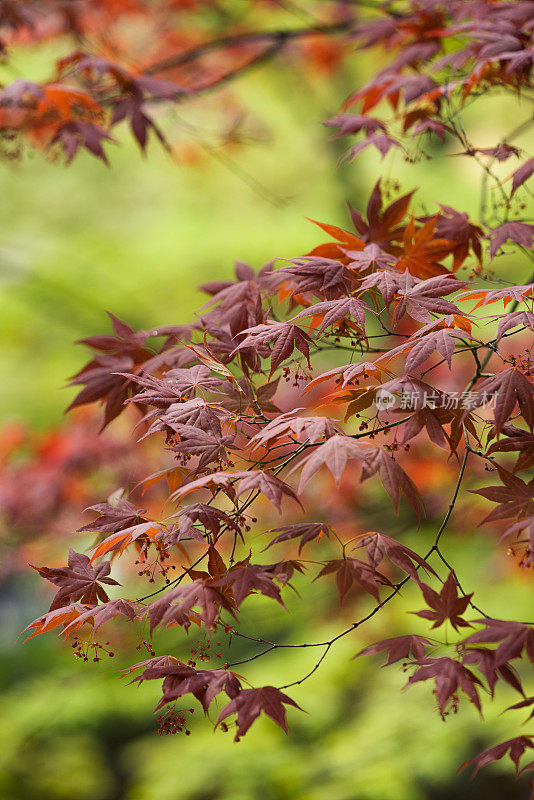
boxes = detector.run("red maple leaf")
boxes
[32,549,120,611]
[315,557,392,603]
[263,522,332,554]
[406,656,483,715]
[216,685,303,741]
[414,572,473,631]
[355,634,431,665]
[459,736,534,777]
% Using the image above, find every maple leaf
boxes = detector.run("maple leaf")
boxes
[360,449,425,519]
[67,314,153,427]
[396,216,455,280]
[249,410,341,449]
[342,70,400,114]
[462,647,524,697]
[22,605,85,642]
[67,353,136,428]
[401,406,453,450]
[90,520,169,561]
[62,598,139,634]
[169,471,237,504]
[121,655,178,679]
[170,504,241,544]
[78,499,148,534]
[87,57,184,150]
[216,685,303,741]
[306,361,387,392]
[51,121,114,164]
[495,310,534,341]
[424,206,484,271]
[171,470,300,512]
[383,321,474,372]
[459,736,534,777]
[486,424,534,471]
[353,532,437,582]
[359,267,415,305]
[510,157,534,197]
[161,365,224,398]
[291,435,366,491]
[263,522,332,554]
[405,657,483,715]
[255,379,282,413]
[332,384,382,421]
[170,424,235,470]
[346,181,415,252]
[463,618,534,667]
[76,313,149,356]
[146,580,235,633]
[456,283,534,311]
[472,466,534,523]
[271,257,355,300]
[128,656,242,713]
[346,243,397,272]
[469,144,521,162]
[336,382,384,418]
[268,558,306,585]
[32,549,119,611]
[324,113,386,138]
[168,666,241,714]
[289,297,369,334]
[234,471,302,512]
[125,374,208,413]
[355,634,431,665]
[315,557,392,603]
[411,117,452,140]
[234,321,312,376]
[392,274,465,324]
[0,76,45,106]
[199,260,272,322]
[304,221,364,262]
[219,377,280,416]
[206,544,227,580]
[143,398,229,441]
[414,572,473,631]
[470,368,534,432]
[489,222,534,260]
[506,696,534,721]
[214,559,286,608]
[348,132,402,160]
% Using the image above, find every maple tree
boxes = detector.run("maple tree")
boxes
[7,0,534,795]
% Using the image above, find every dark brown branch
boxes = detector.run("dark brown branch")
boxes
[145,22,355,76]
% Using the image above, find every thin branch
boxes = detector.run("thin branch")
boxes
[145,22,354,76]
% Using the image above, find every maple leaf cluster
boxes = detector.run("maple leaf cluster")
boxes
[15,1,534,795]
[0,1,356,161]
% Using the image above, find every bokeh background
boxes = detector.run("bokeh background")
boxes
[0,41,533,800]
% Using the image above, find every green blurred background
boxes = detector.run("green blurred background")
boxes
[0,51,532,800]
